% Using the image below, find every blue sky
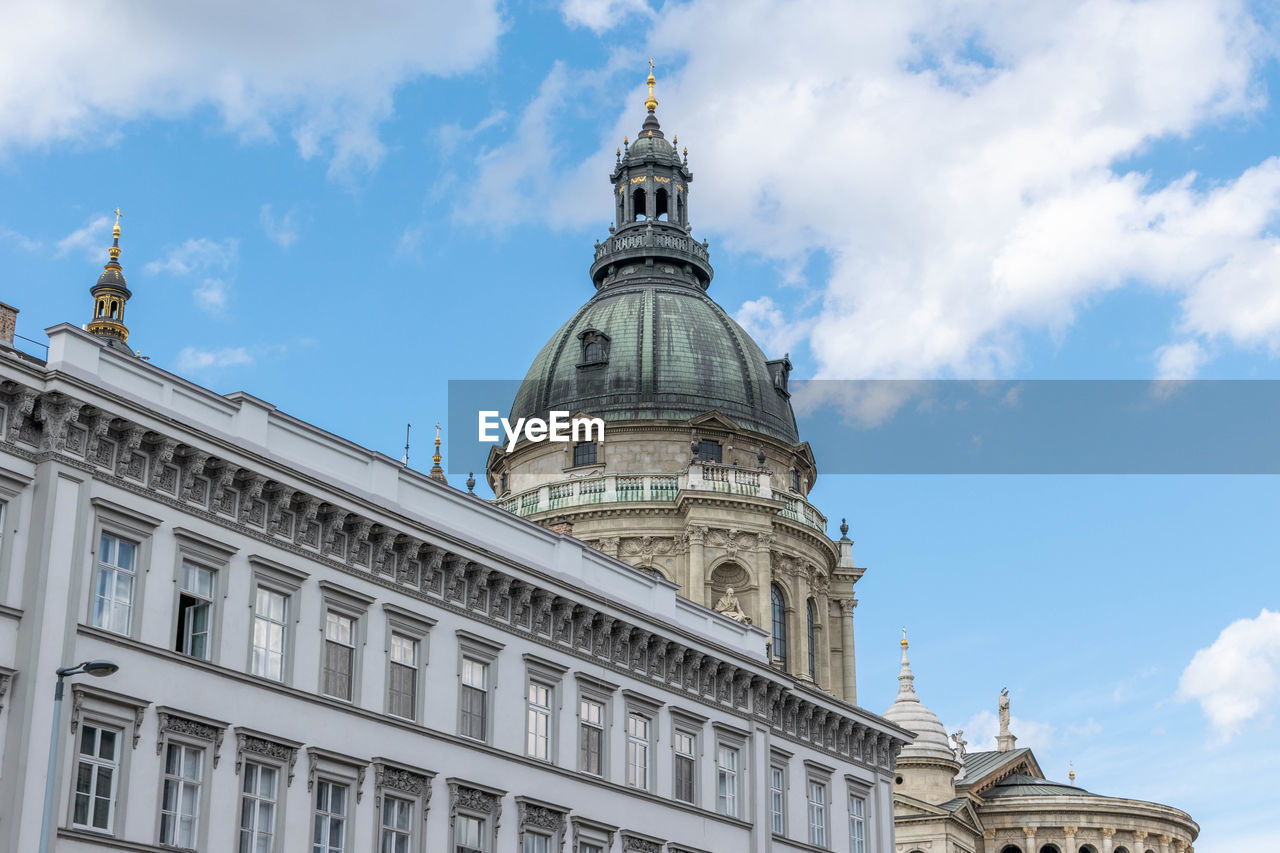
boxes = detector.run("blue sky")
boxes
[3,1,1279,848]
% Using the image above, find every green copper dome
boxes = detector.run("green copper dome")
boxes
[511,280,799,444]
[511,90,799,445]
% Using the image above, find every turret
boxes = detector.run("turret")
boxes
[86,208,134,351]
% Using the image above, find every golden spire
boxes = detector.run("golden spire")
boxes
[1069,762,1076,785]
[901,626,909,647]
[645,57,658,112]
[109,207,122,261]
[428,422,448,483]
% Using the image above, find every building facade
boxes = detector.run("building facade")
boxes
[0,309,909,852]
[883,636,1199,853]
[488,68,860,702]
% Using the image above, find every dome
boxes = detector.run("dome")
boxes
[511,279,800,444]
[882,636,959,765]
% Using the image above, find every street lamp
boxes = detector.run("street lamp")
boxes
[38,659,119,853]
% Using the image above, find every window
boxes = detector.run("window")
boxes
[73,724,120,832]
[716,745,739,817]
[380,795,413,853]
[322,611,357,700]
[159,742,204,848]
[572,442,597,467]
[500,472,509,494]
[579,846,603,853]
[695,439,722,463]
[626,713,650,789]
[175,562,215,659]
[312,780,348,853]
[460,657,489,741]
[387,633,418,720]
[239,761,279,853]
[807,780,828,847]
[251,587,289,681]
[771,584,788,668]
[673,731,696,804]
[769,765,786,834]
[849,794,866,853]
[523,832,551,853]
[456,814,486,852]
[579,698,604,775]
[93,532,136,634]
[527,682,552,760]
[807,598,817,681]
[791,467,801,491]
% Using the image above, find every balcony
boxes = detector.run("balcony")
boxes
[497,462,828,534]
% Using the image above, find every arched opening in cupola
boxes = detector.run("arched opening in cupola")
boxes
[632,187,647,221]
[655,188,669,221]
[110,300,119,319]
[676,191,684,225]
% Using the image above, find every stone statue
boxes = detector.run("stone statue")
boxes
[951,730,967,759]
[998,688,1010,735]
[714,587,751,624]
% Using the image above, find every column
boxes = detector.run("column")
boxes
[838,598,857,704]
[818,590,833,690]
[1101,828,1116,853]
[1023,827,1038,853]
[794,569,812,681]
[1064,827,1078,853]
[755,541,774,637]
[686,525,706,607]
[1159,835,1172,853]
[983,829,998,853]
[1133,831,1149,853]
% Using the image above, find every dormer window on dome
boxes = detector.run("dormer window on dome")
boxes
[577,329,610,368]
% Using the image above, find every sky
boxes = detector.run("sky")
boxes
[2,0,1279,848]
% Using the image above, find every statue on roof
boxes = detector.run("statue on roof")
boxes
[951,730,967,759]
[996,687,1018,752]
[714,586,751,624]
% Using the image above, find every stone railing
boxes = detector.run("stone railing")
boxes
[499,465,828,534]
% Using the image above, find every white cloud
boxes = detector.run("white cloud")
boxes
[260,205,299,249]
[1155,340,1208,380]
[193,279,230,313]
[144,238,237,277]
[736,296,808,358]
[1177,609,1280,742]
[0,1,502,175]
[0,225,41,252]
[54,214,111,260]
[561,0,653,33]
[464,0,1280,379]
[960,709,1054,753]
[175,346,253,371]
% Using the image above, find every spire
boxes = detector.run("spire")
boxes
[86,207,134,349]
[428,422,448,483]
[897,627,916,699]
[645,57,658,112]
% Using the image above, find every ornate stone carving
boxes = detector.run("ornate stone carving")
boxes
[620,535,673,568]
[621,832,662,852]
[713,586,751,623]
[0,671,12,712]
[235,732,299,785]
[374,760,431,806]
[157,710,226,767]
[148,438,179,490]
[179,450,211,500]
[518,800,565,834]
[237,473,268,524]
[5,386,37,442]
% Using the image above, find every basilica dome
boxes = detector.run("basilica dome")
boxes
[510,280,800,444]
[882,633,958,765]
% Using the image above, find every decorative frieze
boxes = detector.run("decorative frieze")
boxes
[234,729,301,786]
[156,708,227,767]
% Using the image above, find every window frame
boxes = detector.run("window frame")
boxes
[169,527,235,664]
[237,758,283,853]
[232,726,301,853]
[846,775,873,853]
[769,762,787,836]
[668,708,707,807]
[88,499,159,639]
[515,796,567,853]
[306,747,368,853]
[71,721,123,834]
[153,707,226,851]
[712,722,748,820]
[569,816,616,853]
[456,631,503,744]
[523,654,567,763]
[317,580,375,704]
[382,604,435,723]
[157,739,206,849]
[571,441,598,468]
[446,778,504,853]
[770,583,788,669]
[804,760,835,849]
[66,685,149,839]
[574,672,617,779]
[371,758,434,853]
[246,555,308,685]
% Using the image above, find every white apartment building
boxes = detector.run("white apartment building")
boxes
[0,321,910,853]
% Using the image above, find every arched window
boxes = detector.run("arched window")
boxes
[656,188,669,221]
[1000,846,1023,853]
[632,187,647,221]
[676,192,684,225]
[1113,847,1131,853]
[110,300,119,319]
[771,584,787,668]
[807,598,817,680]
[97,299,106,318]
[1039,845,1061,853]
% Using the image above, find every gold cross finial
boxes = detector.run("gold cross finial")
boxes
[112,207,122,238]
[645,59,658,112]
[901,626,909,647]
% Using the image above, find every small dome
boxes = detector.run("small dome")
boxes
[882,635,959,765]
